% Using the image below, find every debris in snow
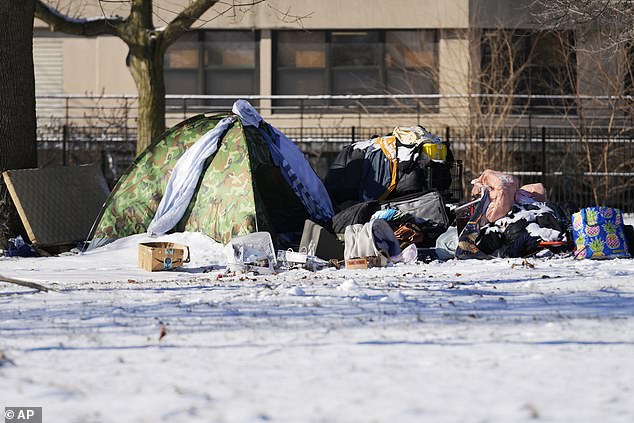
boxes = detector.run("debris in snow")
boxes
[0,274,55,293]
[158,322,167,341]
[523,403,540,419]
[512,260,535,269]
[0,351,15,367]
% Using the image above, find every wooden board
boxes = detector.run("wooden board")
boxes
[2,165,109,247]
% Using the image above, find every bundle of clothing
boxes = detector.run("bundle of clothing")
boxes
[331,190,450,250]
[325,126,453,209]
[456,170,572,259]
[475,201,570,257]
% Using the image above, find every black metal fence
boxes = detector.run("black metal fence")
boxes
[36,94,634,212]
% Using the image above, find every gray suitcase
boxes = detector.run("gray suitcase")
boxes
[380,190,449,227]
[299,219,344,261]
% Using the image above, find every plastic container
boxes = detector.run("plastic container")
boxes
[225,232,277,272]
[422,142,447,161]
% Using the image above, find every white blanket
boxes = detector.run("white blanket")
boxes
[147,116,236,236]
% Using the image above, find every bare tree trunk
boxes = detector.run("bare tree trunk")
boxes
[128,46,166,153]
[0,0,37,247]
[35,0,225,156]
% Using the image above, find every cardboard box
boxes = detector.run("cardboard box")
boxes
[138,242,190,272]
[345,255,388,270]
[345,258,368,270]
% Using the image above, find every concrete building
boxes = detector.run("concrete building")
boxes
[31,0,634,210]
[34,0,628,130]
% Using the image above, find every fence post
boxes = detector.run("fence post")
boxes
[541,126,546,179]
[64,97,69,166]
[351,126,356,144]
[124,97,129,147]
[300,98,304,142]
[417,101,421,126]
[445,126,450,144]
[62,125,68,166]
[528,113,532,142]
[100,150,108,185]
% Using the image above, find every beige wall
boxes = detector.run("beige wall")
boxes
[195,0,469,29]
[95,37,136,94]
[575,28,624,120]
[37,0,470,98]
[62,37,96,93]
[259,29,273,113]
[439,30,471,124]
[35,0,470,30]
[62,35,135,94]
[34,0,624,128]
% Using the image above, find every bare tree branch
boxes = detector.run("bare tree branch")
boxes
[35,0,126,37]
[161,0,221,47]
[266,4,313,27]
[531,0,634,48]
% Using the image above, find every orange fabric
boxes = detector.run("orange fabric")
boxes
[376,136,398,201]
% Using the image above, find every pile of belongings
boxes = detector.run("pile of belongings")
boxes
[325,126,454,207]
[68,99,464,270]
[309,126,457,265]
[289,189,451,269]
[455,169,571,259]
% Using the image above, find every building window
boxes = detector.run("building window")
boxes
[165,30,259,110]
[480,30,576,114]
[274,30,438,113]
[276,31,327,110]
[331,31,382,100]
[385,30,438,108]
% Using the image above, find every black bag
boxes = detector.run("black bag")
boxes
[332,200,381,234]
[380,190,449,228]
[388,141,426,198]
[324,145,365,207]
[380,190,450,247]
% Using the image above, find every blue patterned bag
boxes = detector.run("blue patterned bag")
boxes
[571,207,631,259]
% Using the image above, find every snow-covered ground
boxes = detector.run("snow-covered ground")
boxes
[2,230,634,423]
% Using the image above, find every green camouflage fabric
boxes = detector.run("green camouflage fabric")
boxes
[174,119,264,243]
[91,114,261,246]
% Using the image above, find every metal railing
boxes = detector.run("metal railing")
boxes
[36,94,634,211]
[36,93,634,127]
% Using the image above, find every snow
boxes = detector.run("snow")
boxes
[2,229,634,422]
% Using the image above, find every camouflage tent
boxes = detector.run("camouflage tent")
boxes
[89,112,324,248]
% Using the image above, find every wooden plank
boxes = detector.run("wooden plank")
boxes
[2,170,37,243]
[1,165,109,247]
